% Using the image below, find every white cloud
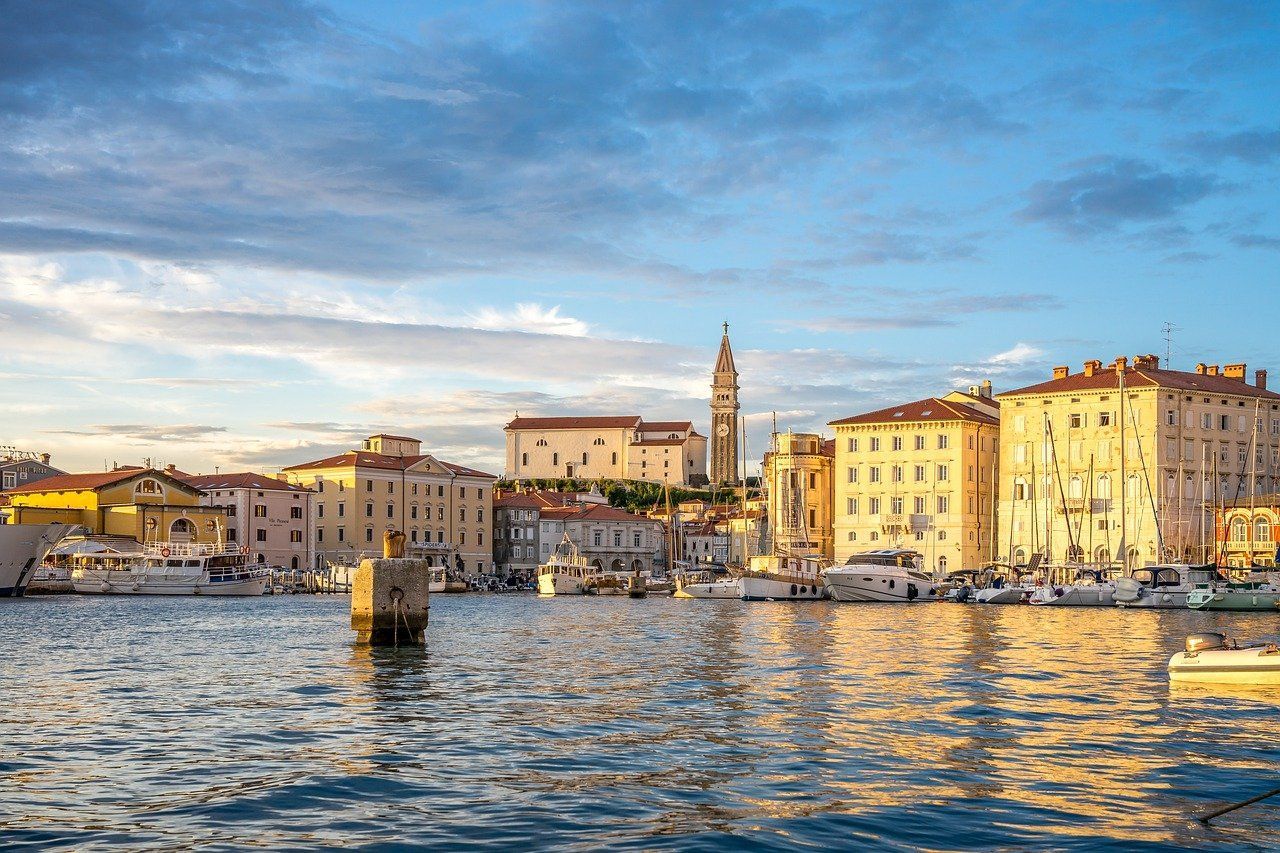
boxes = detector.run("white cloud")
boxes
[467,303,591,337]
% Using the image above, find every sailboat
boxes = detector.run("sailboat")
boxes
[739,424,827,601]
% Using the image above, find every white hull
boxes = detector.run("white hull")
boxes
[674,579,741,599]
[824,571,937,603]
[1186,589,1280,611]
[1115,590,1189,609]
[537,572,590,595]
[1169,647,1280,684]
[739,575,824,601]
[0,524,75,597]
[1028,584,1116,607]
[974,586,1028,605]
[72,569,270,596]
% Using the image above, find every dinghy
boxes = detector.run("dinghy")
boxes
[1168,632,1280,685]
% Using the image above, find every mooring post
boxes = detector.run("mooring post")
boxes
[350,530,430,646]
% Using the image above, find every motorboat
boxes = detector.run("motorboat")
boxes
[739,553,827,601]
[1186,580,1280,612]
[0,522,76,596]
[1113,564,1220,609]
[823,549,938,603]
[1027,568,1119,607]
[673,565,740,599]
[71,540,270,596]
[1169,632,1280,685]
[536,535,597,595]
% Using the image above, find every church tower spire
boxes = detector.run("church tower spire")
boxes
[710,321,740,484]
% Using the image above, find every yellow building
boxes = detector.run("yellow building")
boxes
[283,434,496,575]
[503,416,708,486]
[997,356,1279,570]
[2,467,227,543]
[762,432,834,560]
[829,385,1000,575]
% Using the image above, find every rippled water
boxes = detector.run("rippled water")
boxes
[3,595,1280,850]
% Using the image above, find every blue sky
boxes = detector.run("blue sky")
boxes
[1,1,1277,476]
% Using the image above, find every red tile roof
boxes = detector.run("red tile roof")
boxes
[829,398,999,427]
[3,468,203,495]
[538,503,656,524]
[506,416,641,431]
[493,490,572,509]
[179,472,313,493]
[282,450,496,479]
[639,420,693,432]
[1001,365,1280,400]
[631,439,687,447]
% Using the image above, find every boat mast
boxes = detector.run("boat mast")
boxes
[1047,412,1076,569]
[1248,397,1261,567]
[1118,362,1128,572]
[742,414,750,564]
[1199,437,1207,564]
[989,452,998,564]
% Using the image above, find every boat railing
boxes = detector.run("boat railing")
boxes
[142,541,240,558]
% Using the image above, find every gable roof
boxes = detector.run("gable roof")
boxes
[1002,365,1280,400]
[829,397,999,427]
[505,416,642,431]
[179,472,313,493]
[538,503,656,524]
[3,468,204,496]
[282,450,496,479]
[639,420,693,433]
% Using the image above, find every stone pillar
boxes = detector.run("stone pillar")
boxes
[351,557,431,645]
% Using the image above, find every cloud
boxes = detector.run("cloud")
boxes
[781,291,1061,333]
[1186,128,1280,164]
[46,424,228,443]
[467,303,590,337]
[1018,158,1226,235]
[1231,233,1280,250]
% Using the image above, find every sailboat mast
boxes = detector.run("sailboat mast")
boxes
[1118,362,1128,571]
[1248,397,1261,566]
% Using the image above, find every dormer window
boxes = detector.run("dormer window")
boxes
[135,478,162,495]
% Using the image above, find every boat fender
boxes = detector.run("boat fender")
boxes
[1054,587,1064,598]
[790,584,798,596]
[907,583,918,601]
[99,583,110,593]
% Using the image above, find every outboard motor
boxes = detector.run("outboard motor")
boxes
[1185,632,1228,654]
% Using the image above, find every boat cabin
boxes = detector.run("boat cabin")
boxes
[1129,564,1220,589]
[843,549,923,569]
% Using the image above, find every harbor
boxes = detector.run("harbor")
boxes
[3,593,1279,849]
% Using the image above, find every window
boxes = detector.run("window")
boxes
[936,464,949,481]
[316,529,323,542]
[847,467,858,483]
[611,452,618,465]
[227,528,237,541]
[256,529,267,542]
[387,503,394,519]
[1,472,13,489]
[290,505,302,519]
[582,452,588,465]
[848,531,857,541]
[411,505,418,520]
[317,504,324,519]
[478,531,483,546]
[914,435,925,450]
[870,437,881,452]
[633,531,641,547]
[1166,409,1177,426]
[459,530,466,545]
[553,453,559,465]
[437,506,444,521]
[891,497,904,514]
[290,530,302,543]
[1014,415,1026,432]
[438,485,444,497]
[338,527,345,542]
[869,467,881,483]
[226,504,237,517]
[593,530,602,547]
[847,438,857,452]
[522,453,528,466]
[458,508,466,523]
[869,497,881,515]
[366,480,373,492]
[477,508,484,523]
[937,496,949,514]
[892,436,903,451]
[914,465,925,482]
[365,503,373,517]
[1099,412,1112,427]
[613,531,622,547]
[135,479,162,495]
[937,435,949,450]
[253,505,266,518]
[388,482,394,495]
[914,496,926,514]
[365,528,374,542]
[847,498,858,515]
[1014,477,1028,500]
[1069,413,1082,428]
[891,466,903,483]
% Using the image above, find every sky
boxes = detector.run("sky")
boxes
[1,0,1277,478]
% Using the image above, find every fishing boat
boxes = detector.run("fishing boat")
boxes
[1168,632,1280,685]
[1113,564,1220,609]
[0,522,76,596]
[673,566,740,599]
[740,553,827,600]
[71,540,270,596]
[823,549,937,603]
[535,534,596,595]
[1027,567,1119,607]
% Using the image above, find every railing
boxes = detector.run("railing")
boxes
[143,541,240,557]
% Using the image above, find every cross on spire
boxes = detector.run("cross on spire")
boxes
[723,320,729,335]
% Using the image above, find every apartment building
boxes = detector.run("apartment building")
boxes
[180,472,315,570]
[761,432,834,560]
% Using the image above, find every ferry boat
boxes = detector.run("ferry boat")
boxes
[740,553,827,601]
[0,522,76,596]
[536,535,597,596]
[1113,564,1220,609]
[71,541,270,596]
[823,549,937,603]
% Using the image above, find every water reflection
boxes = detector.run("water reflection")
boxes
[2,594,1278,849]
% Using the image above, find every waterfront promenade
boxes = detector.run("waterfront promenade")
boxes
[3,594,1278,850]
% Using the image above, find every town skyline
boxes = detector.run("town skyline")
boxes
[1,2,1276,475]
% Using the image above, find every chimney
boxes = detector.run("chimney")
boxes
[165,463,177,474]
[1052,365,1070,380]
[1207,365,1219,376]
[1195,363,1207,375]
[1114,356,1128,372]
[1224,363,1247,381]
[1257,369,1268,390]
[969,385,980,397]
[981,379,993,398]
[1133,354,1159,369]
[39,453,50,465]
[1083,359,1102,377]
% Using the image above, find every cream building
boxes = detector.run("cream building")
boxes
[830,384,1000,576]
[998,356,1280,570]
[761,432,834,560]
[179,471,315,570]
[283,434,496,575]
[504,416,707,486]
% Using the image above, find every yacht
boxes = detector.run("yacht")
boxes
[739,553,827,600]
[1113,564,1220,609]
[71,540,270,595]
[674,566,741,599]
[1186,578,1280,612]
[1027,568,1119,607]
[0,522,76,596]
[823,549,938,603]
[536,535,597,596]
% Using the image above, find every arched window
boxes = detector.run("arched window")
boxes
[1126,475,1142,499]
[1094,546,1110,564]
[169,518,194,542]
[1013,477,1028,501]
[552,452,559,466]
[937,556,947,574]
[1257,518,1272,543]
[521,453,528,466]
[937,530,946,541]
[611,452,617,465]
[1014,547,1027,565]
[135,479,162,495]
[1231,518,1248,542]
[536,438,548,447]
[582,452,588,465]
[1069,476,1083,499]
[1097,474,1111,500]
[593,437,605,446]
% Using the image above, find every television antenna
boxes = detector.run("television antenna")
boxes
[1161,322,1176,369]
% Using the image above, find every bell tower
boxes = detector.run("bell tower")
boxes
[710,321,739,484]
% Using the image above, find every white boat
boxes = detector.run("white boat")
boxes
[0,523,76,596]
[739,554,826,601]
[1169,632,1280,685]
[536,535,597,596]
[1113,564,1220,609]
[1027,569,1119,607]
[674,568,741,599]
[974,585,1030,604]
[823,549,937,603]
[71,541,270,596]
[1186,582,1280,612]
